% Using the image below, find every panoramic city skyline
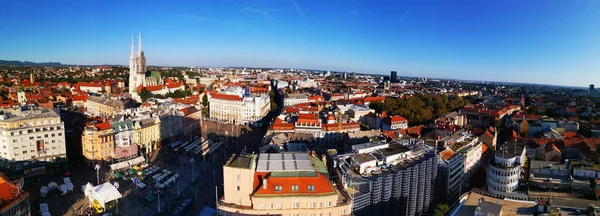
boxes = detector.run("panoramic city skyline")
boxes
[1,0,600,87]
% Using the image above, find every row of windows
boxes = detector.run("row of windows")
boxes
[489,167,520,176]
[258,201,333,209]
[489,183,517,193]
[9,126,63,136]
[489,175,518,185]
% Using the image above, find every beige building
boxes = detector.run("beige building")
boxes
[84,96,124,118]
[82,121,114,165]
[0,107,67,178]
[220,153,352,216]
[133,118,160,155]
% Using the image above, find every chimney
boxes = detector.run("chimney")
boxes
[262,177,267,190]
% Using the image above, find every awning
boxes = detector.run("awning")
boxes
[109,156,145,170]
[87,182,122,209]
[113,173,123,178]
[40,203,49,213]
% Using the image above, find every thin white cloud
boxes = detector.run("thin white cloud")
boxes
[291,0,305,18]
[243,6,278,21]
[174,14,247,29]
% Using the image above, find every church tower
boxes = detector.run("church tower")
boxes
[129,33,147,102]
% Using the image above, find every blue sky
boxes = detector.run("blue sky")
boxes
[1,0,599,86]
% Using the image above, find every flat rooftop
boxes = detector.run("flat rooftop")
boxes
[226,154,254,169]
[496,141,525,159]
[378,145,410,156]
[455,192,537,216]
[352,153,377,164]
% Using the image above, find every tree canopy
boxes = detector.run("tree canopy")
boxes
[433,203,450,216]
[369,94,470,124]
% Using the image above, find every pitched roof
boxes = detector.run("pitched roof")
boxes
[211,93,242,101]
[252,172,334,196]
[94,121,113,131]
[390,115,407,123]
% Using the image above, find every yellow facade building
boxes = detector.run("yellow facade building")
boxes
[82,121,114,165]
[133,118,161,155]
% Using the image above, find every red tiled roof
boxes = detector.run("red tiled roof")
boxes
[78,82,102,87]
[253,172,334,195]
[298,113,319,120]
[166,82,183,89]
[145,85,164,91]
[440,149,456,160]
[94,121,112,131]
[211,93,242,101]
[72,94,88,102]
[284,107,300,114]
[563,132,578,138]
[390,115,407,123]
[270,118,295,130]
[322,122,360,131]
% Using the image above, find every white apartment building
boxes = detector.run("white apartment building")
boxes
[487,141,527,200]
[209,86,270,125]
[0,107,66,178]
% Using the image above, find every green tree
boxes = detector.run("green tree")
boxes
[433,204,450,216]
[139,87,151,102]
[202,93,209,107]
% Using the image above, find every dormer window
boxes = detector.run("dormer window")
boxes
[308,185,315,191]
[291,185,298,191]
[275,185,282,192]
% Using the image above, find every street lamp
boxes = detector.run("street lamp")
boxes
[190,158,196,182]
[95,164,100,185]
[156,179,161,212]
[114,182,120,215]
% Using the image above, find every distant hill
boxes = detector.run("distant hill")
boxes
[0,60,66,67]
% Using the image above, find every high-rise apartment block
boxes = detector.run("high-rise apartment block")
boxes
[390,71,398,83]
[336,142,439,216]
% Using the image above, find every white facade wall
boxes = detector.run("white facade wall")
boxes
[0,120,66,163]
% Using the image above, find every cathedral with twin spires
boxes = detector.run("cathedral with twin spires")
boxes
[129,33,147,101]
[128,34,184,102]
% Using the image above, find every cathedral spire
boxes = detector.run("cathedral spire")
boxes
[131,34,135,57]
[138,32,142,54]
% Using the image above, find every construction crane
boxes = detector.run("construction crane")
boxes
[336,110,372,132]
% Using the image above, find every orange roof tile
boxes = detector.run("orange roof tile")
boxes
[390,115,407,123]
[253,172,334,196]
[211,93,242,101]
[440,149,456,160]
[94,121,112,131]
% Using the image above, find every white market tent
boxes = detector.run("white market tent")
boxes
[63,177,74,192]
[39,203,49,213]
[48,182,58,189]
[84,182,122,209]
[59,184,68,195]
[40,186,49,197]
[109,156,145,170]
